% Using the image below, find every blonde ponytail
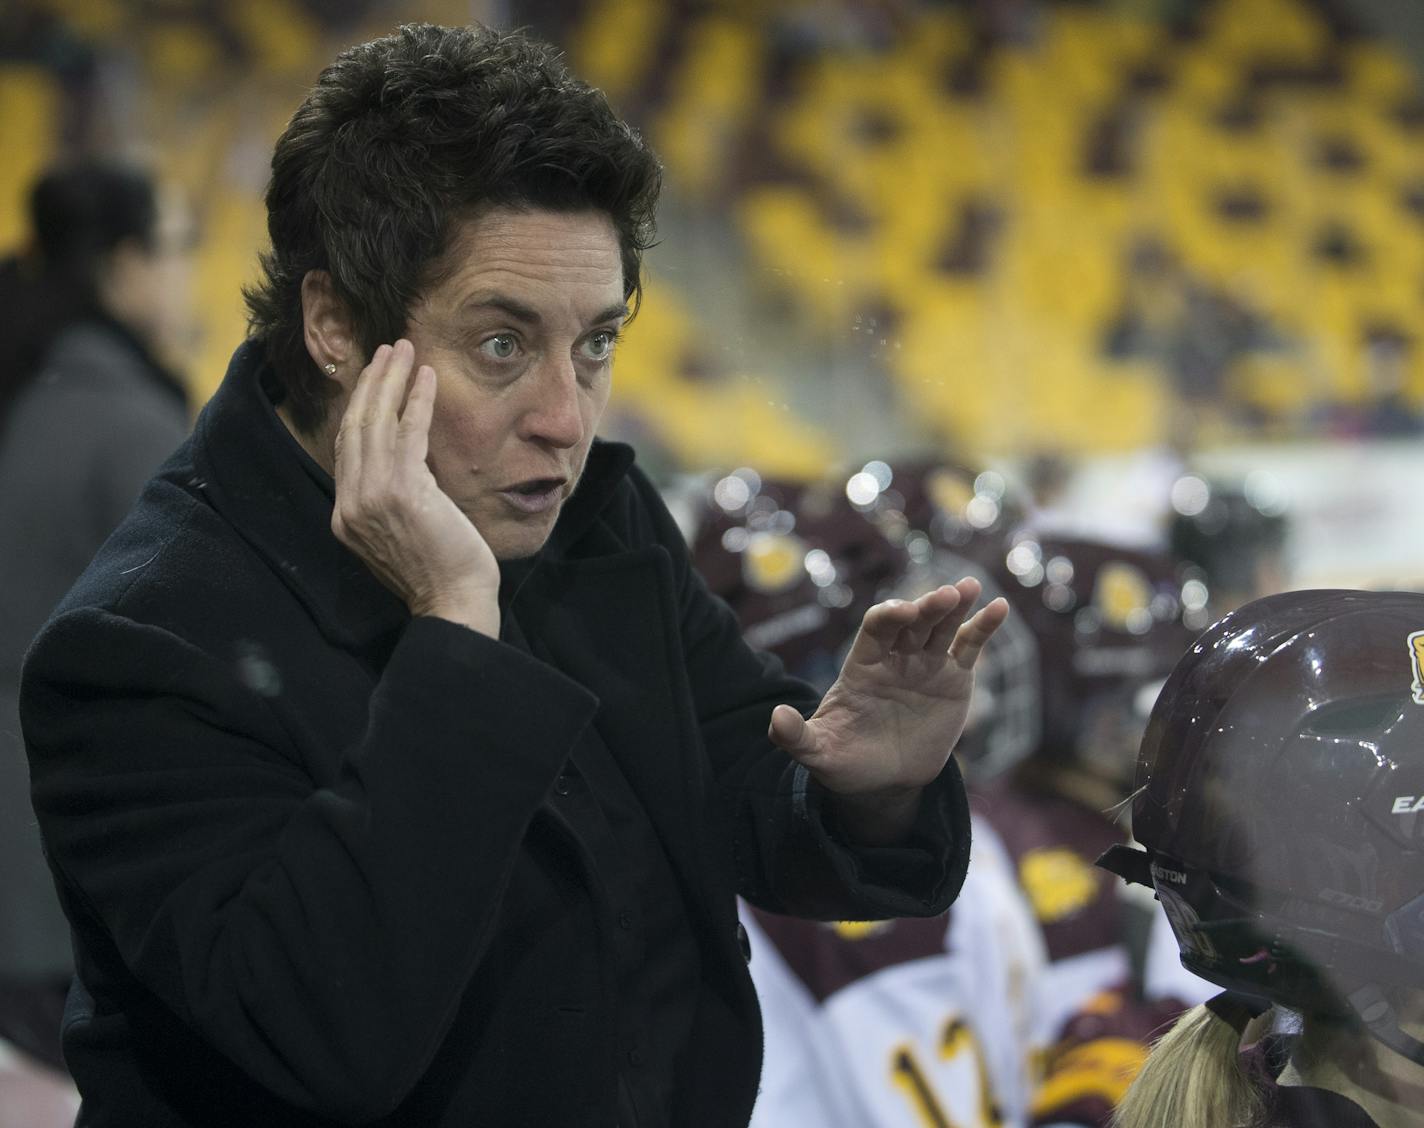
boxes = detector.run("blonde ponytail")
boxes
[1111,1003,1266,1128]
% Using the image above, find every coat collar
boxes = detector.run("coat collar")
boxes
[192,340,635,651]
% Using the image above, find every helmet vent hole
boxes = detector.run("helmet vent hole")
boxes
[1302,696,1403,737]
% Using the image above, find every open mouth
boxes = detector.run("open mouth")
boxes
[499,478,566,514]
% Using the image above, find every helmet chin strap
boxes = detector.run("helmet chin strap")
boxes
[1206,989,1270,1033]
[1348,984,1424,1068]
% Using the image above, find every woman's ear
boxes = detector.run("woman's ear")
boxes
[300,270,356,385]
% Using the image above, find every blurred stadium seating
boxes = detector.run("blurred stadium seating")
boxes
[571,0,1424,459]
[5,0,1424,475]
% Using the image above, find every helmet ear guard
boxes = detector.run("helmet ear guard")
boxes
[1098,841,1424,1067]
[1097,842,1153,888]
[1205,989,1271,1034]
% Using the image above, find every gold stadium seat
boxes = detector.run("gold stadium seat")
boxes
[901,8,973,72]
[653,15,763,199]
[1300,272,1367,400]
[572,0,668,106]
[1201,0,1330,65]
[714,384,835,478]
[736,185,874,329]
[1080,363,1165,452]
[631,376,834,479]
[1172,50,1239,104]
[188,188,269,405]
[1228,352,1312,427]
[1352,262,1424,337]
[611,280,696,400]
[612,277,836,476]
[41,0,124,37]
[229,0,320,77]
[1043,7,1149,106]
[1347,42,1420,103]
[141,24,224,87]
[0,68,59,252]
[889,283,997,447]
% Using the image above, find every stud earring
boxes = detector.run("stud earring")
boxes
[322,363,337,375]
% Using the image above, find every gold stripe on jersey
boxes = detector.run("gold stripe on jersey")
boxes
[1018,846,1100,924]
[1030,1036,1148,1118]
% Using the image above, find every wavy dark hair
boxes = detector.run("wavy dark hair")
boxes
[244,22,662,434]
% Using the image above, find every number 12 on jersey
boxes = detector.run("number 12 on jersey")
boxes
[890,1016,1004,1128]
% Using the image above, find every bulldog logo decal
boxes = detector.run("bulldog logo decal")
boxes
[1412,630,1424,706]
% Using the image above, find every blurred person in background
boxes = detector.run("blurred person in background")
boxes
[0,158,192,1125]
[18,24,1005,1127]
[975,534,1205,1127]
[1102,590,1424,1128]
[693,463,1050,1127]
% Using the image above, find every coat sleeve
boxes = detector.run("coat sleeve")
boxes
[22,607,596,1121]
[622,467,972,922]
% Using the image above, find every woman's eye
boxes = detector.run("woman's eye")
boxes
[582,330,617,361]
[480,334,518,361]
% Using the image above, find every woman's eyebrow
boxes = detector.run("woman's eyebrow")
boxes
[589,303,629,327]
[456,296,627,328]
[460,294,542,325]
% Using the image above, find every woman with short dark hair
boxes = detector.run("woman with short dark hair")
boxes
[18,23,1005,1127]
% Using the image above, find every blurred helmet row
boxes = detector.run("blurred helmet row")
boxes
[690,459,1424,1054]
[688,458,1290,790]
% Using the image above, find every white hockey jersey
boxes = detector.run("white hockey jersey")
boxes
[747,817,1048,1128]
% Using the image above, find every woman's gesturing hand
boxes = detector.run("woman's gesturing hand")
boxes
[768,578,1009,842]
[330,339,501,637]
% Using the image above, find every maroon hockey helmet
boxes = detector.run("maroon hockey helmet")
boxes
[1101,590,1424,1063]
[689,469,908,692]
[835,457,1024,570]
[993,535,1202,785]
[1167,475,1289,613]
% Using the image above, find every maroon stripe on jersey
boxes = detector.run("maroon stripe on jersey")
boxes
[972,781,1126,963]
[748,908,952,1004]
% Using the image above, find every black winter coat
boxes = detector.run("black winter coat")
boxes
[21,341,970,1127]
